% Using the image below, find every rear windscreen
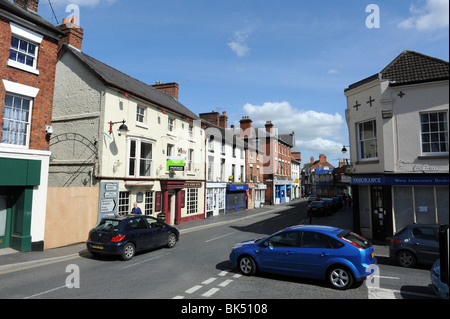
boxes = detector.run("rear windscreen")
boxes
[340,231,371,249]
[94,220,120,232]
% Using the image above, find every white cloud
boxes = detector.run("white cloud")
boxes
[228,27,254,57]
[399,0,449,31]
[328,69,339,74]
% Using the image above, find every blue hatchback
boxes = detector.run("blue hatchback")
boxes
[229,225,376,289]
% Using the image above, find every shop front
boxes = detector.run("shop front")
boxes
[226,184,248,213]
[254,183,266,208]
[206,182,226,218]
[352,174,449,241]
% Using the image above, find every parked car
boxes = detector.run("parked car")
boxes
[431,259,449,299]
[389,224,441,268]
[307,201,327,217]
[307,194,320,203]
[331,196,343,210]
[87,215,179,261]
[322,198,337,214]
[229,225,376,290]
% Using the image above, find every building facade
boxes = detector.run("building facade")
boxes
[0,0,64,251]
[50,21,205,226]
[345,50,449,241]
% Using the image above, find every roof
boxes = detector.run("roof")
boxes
[346,50,449,91]
[0,0,66,37]
[60,44,200,120]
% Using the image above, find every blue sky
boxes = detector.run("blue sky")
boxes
[37,0,449,167]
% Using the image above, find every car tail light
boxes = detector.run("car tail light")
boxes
[111,235,125,242]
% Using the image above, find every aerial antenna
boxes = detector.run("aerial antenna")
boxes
[47,0,59,25]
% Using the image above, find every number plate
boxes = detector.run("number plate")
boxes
[93,245,104,250]
[371,252,374,259]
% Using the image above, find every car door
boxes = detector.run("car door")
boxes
[129,217,153,250]
[412,226,440,264]
[145,216,170,247]
[296,231,334,278]
[257,231,301,275]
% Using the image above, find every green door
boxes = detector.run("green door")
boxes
[0,195,11,249]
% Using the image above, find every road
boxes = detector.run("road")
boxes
[0,200,439,305]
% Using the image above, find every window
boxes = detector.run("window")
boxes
[208,135,214,152]
[420,112,448,154]
[128,139,153,177]
[1,94,32,147]
[300,231,332,249]
[187,149,194,171]
[8,23,43,74]
[167,144,174,157]
[189,125,194,140]
[118,192,130,216]
[136,106,145,124]
[358,119,377,160]
[145,191,153,215]
[186,188,198,215]
[168,118,174,132]
[266,231,300,247]
[207,156,214,180]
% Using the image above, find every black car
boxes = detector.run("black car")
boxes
[87,215,179,261]
[389,224,442,268]
[307,201,327,217]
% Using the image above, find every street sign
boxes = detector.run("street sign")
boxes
[99,182,119,220]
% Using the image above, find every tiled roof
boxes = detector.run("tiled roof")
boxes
[61,44,199,120]
[380,50,449,85]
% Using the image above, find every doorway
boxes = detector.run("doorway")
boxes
[0,195,11,249]
[371,186,386,241]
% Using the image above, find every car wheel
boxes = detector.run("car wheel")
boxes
[396,250,416,268]
[167,233,177,248]
[121,243,135,261]
[238,255,257,276]
[328,266,354,290]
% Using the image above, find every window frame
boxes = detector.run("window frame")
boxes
[1,93,33,149]
[420,111,448,155]
[127,138,154,178]
[8,23,43,75]
[357,119,378,161]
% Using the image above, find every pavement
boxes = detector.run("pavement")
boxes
[0,198,389,272]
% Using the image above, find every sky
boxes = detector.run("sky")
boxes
[35,0,449,167]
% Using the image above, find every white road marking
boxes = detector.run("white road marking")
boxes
[24,285,67,299]
[185,285,203,294]
[219,279,233,287]
[202,277,217,285]
[218,270,229,276]
[202,287,220,297]
[172,295,184,299]
[205,233,235,243]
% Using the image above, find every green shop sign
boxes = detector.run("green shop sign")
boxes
[166,157,185,171]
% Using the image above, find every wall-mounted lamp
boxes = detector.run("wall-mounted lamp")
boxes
[341,145,350,154]
[108,120,128,136]
[45,125,54,135]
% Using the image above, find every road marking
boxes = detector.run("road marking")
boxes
[205,233,234,243]
[202,287,220,297]
[218,270,229,276]
[24,285,67,299]
[219,279,233,287]
[122,254,168,269]
[202,277,217,285]
[173,295,184,299]
[0,255,80,276]
[233,273,242,278]
[185,285,203,294]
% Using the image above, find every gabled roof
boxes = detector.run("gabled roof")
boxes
[380,50,449,86]
[60,44,199,120]
[346,50,449,91]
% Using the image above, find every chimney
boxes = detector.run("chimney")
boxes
[265,121,274,134]
[14,0,39,12]
[199,110,220,126]
[219,112,228,129]
[152,82,179,100]
[58,16,84,51]
[239,116,253,138]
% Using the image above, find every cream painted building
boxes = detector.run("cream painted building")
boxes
[345,51,449,240]
[50,38,205,225]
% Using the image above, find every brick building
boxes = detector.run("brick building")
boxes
[0,0,65,251]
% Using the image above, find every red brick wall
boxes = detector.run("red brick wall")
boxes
[0,15,59,151]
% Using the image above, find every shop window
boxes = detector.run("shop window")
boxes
[186,188,198,215]
[145,191,153,215]
[118,192,130,216]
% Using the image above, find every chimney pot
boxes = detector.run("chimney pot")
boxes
[14,0,39,12]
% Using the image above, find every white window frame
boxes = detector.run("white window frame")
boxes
[186,188,199,215]
[420,111,449,155]
[8,23,43,75]
[127,137,154,178]
[357,119,378,161]
[136,105,146,125]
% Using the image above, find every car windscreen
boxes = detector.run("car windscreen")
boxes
[94,219,120,232]
[339,231,371,249]
[310,201,324,207]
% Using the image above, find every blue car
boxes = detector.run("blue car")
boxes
[229,225,376,289]
[431,259,449,299]
[87,215,179,261]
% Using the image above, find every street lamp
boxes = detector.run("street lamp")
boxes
[108,120,129,136]
[341,145,350,154]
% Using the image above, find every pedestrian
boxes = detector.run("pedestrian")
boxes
[131,202,142,215]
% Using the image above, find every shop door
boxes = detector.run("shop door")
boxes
[0,195,11,249]
[371,186,386,241]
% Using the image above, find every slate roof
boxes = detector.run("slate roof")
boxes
[346,50,449,91]
[61,44,199,120]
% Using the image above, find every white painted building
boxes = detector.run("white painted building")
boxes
[345,50,449,240]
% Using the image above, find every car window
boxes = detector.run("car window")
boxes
[129,217,149,230]
[300,231,332,249]
[413,227,436,241]
[267,231,300,247]
[95,220,120,232]
[146,217,161,228]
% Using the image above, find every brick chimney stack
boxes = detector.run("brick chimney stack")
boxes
[239,116,253,138]
[152,82,179,100]
[265,121,274,134]
[14,0,39,12]
[58,16,84,51]
[219,112,228,129]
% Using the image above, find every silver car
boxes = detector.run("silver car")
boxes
[389,224,441,268]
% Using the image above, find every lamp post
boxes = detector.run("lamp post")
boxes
[341,145,350,154]
[108,120,128,136]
